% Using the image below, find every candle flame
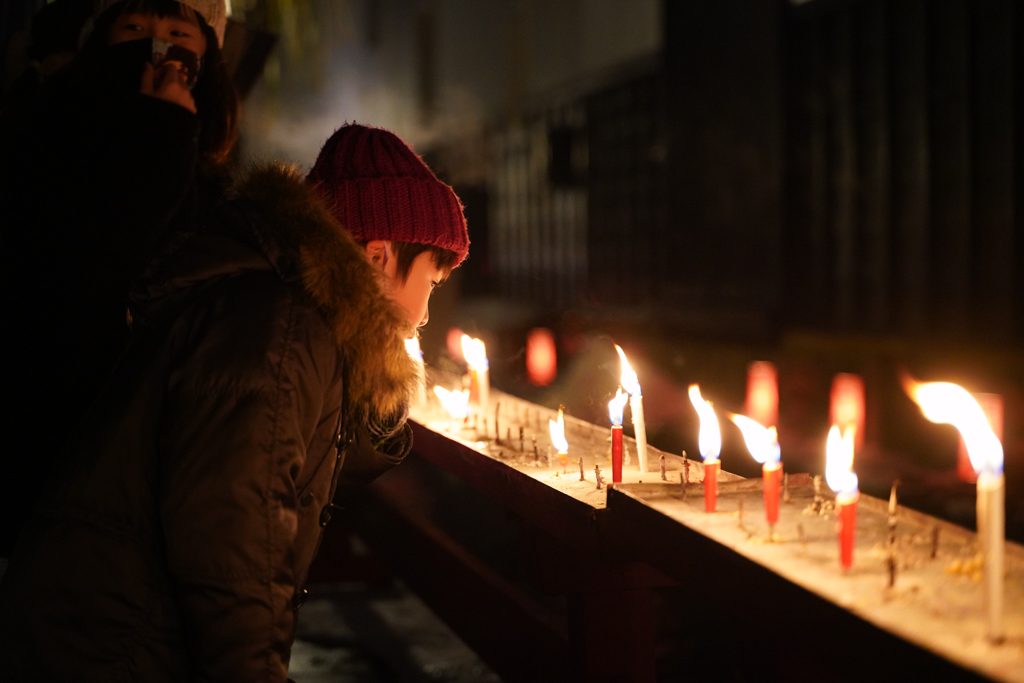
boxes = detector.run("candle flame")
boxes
[688,384,721,462]
[461,334,488,371]
[825,425,859,495]
[904,378,1003,476]
[405,336,423,362]
[614,345,642,397]
[433,386,469,419]
[549,407,568,453]
[608,387,628,426]
[730,414,780,465]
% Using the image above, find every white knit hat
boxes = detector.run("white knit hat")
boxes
[89,0,227,46]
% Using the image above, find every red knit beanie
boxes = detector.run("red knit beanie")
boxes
[307,124,470,266]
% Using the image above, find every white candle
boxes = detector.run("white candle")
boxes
[615,344,648,473]
[630,395,648,474]
[978,471,1005,642]
[907,379,1005,643]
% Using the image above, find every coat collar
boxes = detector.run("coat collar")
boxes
[238,163,419,422]
[136,163,420,423]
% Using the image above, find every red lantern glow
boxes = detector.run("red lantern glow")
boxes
[447,327,465,362]
[830,374,865,451]
[526,328,557,386]
[744,361,778,428]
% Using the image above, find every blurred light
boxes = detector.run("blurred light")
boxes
[829,374,865,451]
[447,327,465,362]
[957,393,1003,483]
[906,379,1003,477]
[615,345,642,397]
[825,425,859,495]
[433,386,469,419]
[688,384,721,462]
[730,414,780,465]
[744,361,778,428]
[608,387,628,426]
[549,407,568,453]
[405,336,423,362]
[460,335,488,371]
[526,328,557,386]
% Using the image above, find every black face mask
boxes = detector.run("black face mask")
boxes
[89,38,203,96]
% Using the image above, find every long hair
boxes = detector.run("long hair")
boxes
[80,0,239,176]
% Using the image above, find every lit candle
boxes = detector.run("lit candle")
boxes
[730,414,782,534]
[608,388,628,484]
[825,425,859,570]
[956,392,1002,484]
[906,379,1005,643]
[615,345,648,473]
[549,407,569,468]
[433,386,470,421]
[461,334,489,412]
[688,385,722,512]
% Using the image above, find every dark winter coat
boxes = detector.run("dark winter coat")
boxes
[0,41,230,555]
[0,164,420,682]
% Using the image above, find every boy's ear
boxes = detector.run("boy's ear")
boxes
[365,240,389,272]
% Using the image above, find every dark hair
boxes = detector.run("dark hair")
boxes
[359,240,458,283]
[392,241,459,282]
[80,0,239,175]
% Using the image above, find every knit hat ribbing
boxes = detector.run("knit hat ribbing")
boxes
[306,124,470,267]
[90,0,227,46]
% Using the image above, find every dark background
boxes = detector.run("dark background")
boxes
[4,0,1023,538]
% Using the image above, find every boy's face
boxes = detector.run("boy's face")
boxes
[369,241,445,334]
[109,12,208,58]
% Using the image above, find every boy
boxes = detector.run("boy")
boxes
[0,124,468,682]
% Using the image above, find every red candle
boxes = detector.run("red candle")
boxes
[826,425,859,569]
[730,414,782,531]
[836,492,858,569]
[704,459,720,512]
[763,461,782,526]
[608,388,628,484]
[689,385,723,513]
[611,424,623,483]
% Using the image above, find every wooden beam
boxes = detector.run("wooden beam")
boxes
[348,459,573,683]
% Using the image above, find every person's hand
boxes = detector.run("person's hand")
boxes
[140,61,196,113]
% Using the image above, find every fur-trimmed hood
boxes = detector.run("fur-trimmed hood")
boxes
[133,163,420,421]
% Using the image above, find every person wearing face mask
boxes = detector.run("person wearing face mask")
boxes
[0,0,238,557]
[0,124,469,682]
